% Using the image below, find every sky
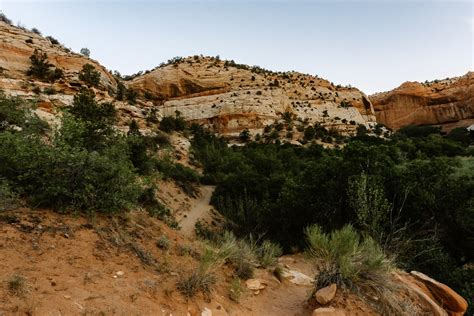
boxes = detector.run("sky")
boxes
[1,0,472,94]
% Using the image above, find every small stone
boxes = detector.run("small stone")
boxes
[245,279,265,290]
[312,307,345,316]
[315,283,337,305]
[201,307,212,316]
[64,295,71,299]
[116,271,125,276]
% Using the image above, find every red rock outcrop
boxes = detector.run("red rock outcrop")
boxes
[371,72,474,131]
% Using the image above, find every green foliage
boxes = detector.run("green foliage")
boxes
[156,235,170,250]
[159,111,186,133]
[126,120,154,175]
[190,124,473,301]
[229,276,244,302]
[0,91,141,214]
[78,63,100,87]
[80,47,90,57]
[396,125,441,138]
[116,80,126,101]
[305,224,392,286]
[26,49,63,82]
[304,126,315,140]
[60,88,116,151]
[239,129,251,142]
[0,93,48,134]
[447,127,473,146]
[0,178,18,211]
[126,88,138,104]
[156,157,200,195]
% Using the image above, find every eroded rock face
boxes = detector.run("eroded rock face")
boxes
[371,72,474,131]
[128,57,376,137]
[0,21,116,89]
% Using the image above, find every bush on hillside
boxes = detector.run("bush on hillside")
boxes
[305,224,392,288]
[26,49,63,82]
[78,63,100,87]
[159,111,186,132]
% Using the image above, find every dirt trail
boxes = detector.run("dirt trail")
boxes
[179,185,215,237]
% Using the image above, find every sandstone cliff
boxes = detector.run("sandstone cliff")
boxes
[371,72,474,131]
[127,56,376,137]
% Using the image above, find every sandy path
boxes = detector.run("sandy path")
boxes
[179,185,215,237]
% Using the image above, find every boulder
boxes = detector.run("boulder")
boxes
[315,283,337,305]
[411,271,468,315]
[312,307,346,316]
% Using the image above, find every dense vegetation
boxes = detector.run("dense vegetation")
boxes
[190,124,474,307]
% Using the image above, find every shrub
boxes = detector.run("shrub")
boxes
[0,92,48,134]
[78,63,100,87]
[159,111,186,133]
[239,129,251,142]
[127,120,154,175]
[26,49,63,82]
[64,88,116,150]
[126,88,138,104]
[304,126,315,140]
[0,12,12,25]
[45,36,59,45]
[0,179,18,211]
[31,27,41,35]
[80,47,90,57]
[156,235,170,250]
[229,277,244,302]
[305,224,392,288]
[257,240,283,268]
[7,274,27,297]
[116,80,126,101]
[156,158,200,196]
[43,86,57,95]
[177,248,220,298]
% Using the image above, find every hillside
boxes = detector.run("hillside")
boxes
[371,72,474,131]
[128,56,376,138]
[0,19,471,316]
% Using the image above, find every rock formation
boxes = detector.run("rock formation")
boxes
[128,56,376,137]
[371,72,474,131]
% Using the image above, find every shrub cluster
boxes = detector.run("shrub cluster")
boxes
[0,91,142,214]
[26,49,63,82]
[190,124,473,308]
[78,63,101,87]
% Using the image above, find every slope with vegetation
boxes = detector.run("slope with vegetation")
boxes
[127,55,377,140]
[0,13,471,315]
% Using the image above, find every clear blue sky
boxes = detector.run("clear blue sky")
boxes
[1,0,472,94]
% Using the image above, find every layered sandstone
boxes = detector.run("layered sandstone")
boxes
[128,56,376,137]
[371,73,474,131]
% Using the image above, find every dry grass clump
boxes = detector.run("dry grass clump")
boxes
[7,274,27,297]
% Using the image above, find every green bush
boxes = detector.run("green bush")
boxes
[156,158,200,195]
[26,49,63,82]
[305,224,392,287]
[0,132,141,213]
[0,93,48,134]
[62,88,116,151]
[159,111,186,132]
[0,178,18,211]
[78,63,100,87]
